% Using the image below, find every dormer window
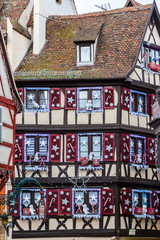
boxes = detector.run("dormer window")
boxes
[77,42,94,66]
[142,43,160,71]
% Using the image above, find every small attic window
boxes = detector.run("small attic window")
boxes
[56,0,62,4]
[77,42,94,66]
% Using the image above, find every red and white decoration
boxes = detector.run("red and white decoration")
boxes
[152,191,158,215]
[121,189,132,215]
[46,189,72,215]
[65,88,77,110]
[122,88,130,111]
[146,137,155,165]
[101,189,114,215]
[8,190,20,216]
[121,134,130,162]
[147,94,157,115]
[50,134,61,162]
[103,87,114,109]
[15,134,24,162]
[66,134,77,162]
[148,62,160,72]
[93,159,100,166]
[50,88,61,109]
[103,133,115,161]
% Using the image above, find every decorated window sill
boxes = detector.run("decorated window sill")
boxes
[130,163,149,170]
[25,165,48,172]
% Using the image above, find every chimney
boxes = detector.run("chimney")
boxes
[33,0,46,54]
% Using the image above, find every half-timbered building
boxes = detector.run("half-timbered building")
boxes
[8,1,160,240]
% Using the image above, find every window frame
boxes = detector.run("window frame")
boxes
[77,42,94,66]
[130,90,147,115]
[20,189,46,220]
[142,43,160,68]
[25,88,49,112]
[77,87,103,112]
[72,188,101,218]
[130,135,146,165]
[24,134,49,162]
[78,133,103,162]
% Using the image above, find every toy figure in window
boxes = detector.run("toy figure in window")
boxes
[86,100,93,111]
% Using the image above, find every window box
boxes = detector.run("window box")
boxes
[148,62,160,72]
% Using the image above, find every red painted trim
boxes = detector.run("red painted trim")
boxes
[50,88,61,110]
[103,133,115,161]
[3,123,13,129]
[0,101,16,110]
[122,88,130,111]
[58,189,72,215]
[50,134,61,162]
[0,96,15,106]
[65,88,77,110]
[121,189,132,215]
[103,87,115,109]
[66,134,77,162]
[121,134,130,162]
[0,76,5,97]
[146,137,155,165]
[1,141,13,148]
[101,189,114,215]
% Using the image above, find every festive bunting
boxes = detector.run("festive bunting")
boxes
[121,189,132,215]
[66,134,77,162]
[50,88,61,109]
[103,87,114,109]
[103,133,115,161]
[15,134,24,162]
[146,137,155,165]
[50,134,61,162]
[101,189,114,215]
[122,88,130,111]
[65,88,77,110]
[121,134,130,162]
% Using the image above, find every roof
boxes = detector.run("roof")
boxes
[15,4,152,80]
[125,0,142,7]
[10,19,31,39]
[0,0,30,33]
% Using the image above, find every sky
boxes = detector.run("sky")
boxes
[74,0,160,14]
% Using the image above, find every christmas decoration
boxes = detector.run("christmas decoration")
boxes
[65,88,76,109]
[104,87,114,109]
[103,133,115,161]
[50,88,61,109]
[122,88,130,111]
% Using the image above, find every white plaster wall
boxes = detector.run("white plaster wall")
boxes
[37,112,49,125]
[68,110,76,124]
[24,112,36,124]
[105,109,116,124]
[46,0,77,17]
[91,112,103,124]
[16,112,23,124]
[0,145,10,164]
[3,107,12,126]
[51,109,64,125]
[139,115,147,128]
[18,0,34,28]
[7,18,31,71]
[152,25,160,46]
[77,113,89,124]
[130,114,138,126]
[3,126,13,144]
[121,110,128,125]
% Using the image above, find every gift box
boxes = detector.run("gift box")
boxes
[134,207,143,215]
[148,62,160,72]
[147,208,155,215]
[23,208,30,215]
[80,157,88,166]
[93,159,100,166]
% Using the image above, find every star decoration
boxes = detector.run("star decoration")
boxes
[66,192,70,196]
[76,194,83,202]
[68,97,74,104]
[125,198,130,206]
[106,145,113,152]
[150,148,154,154]
[125,96,129,103]
[40,140,46,147]
[94,139,99,146]
[143,196,147,204]
[23,195,30,204]
[35,195,41,205]
[138,141,142,148]
[62,198,69,205]
[81,139,87,146]
[52,144,59,152]
[91,194,97,201]
[41,103,46,109]
[28,94,34,101]
[26,139,31,146]
[93,93,100,99]
[134,195,138,203]
[138,98,143,106]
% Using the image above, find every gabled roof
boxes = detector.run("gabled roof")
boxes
[125,0,141,7]
[0,27,22,113]
[15,4,153,80]
[10,19,31,39]
[0,0,31,33]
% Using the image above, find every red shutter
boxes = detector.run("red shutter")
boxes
[121,134,130,162]
[146,137,155,165]
[46,189,59,215]
[103,133,115,161]
[8,190,20,216]
[152,191,158,215]
[103,87,114,109]
[66,134,77,162]
[147,94,157,115]
[59,189,72,215]
[122,88,130,111]
[15,134,24,162]
[50,88,61,110]
[121,189,132,215]
[17,88,24,103]
[101,189,114,215]
[50,134,61,162]
[65,88,77,110]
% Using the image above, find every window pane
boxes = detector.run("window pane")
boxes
[75,191,84,205]
[26,137,35,161]
[150,49,154,63]
[79,91,88,99]
[79,90,88,110]
[39,90,48,109]
[26,91,36,109]
[131,92,137,112]
[138,94,145,114]
[133,192,139,208]
[145,48,149,67]
[92,136,101,159]
[39,137,48,160]
[35,192,41,206]
[80,46,91,62]
[22,192,31,208]
[92,90,101,108]
[80,136,88,158]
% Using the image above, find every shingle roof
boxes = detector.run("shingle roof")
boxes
[0,0,30,33]
[15,4,152,80]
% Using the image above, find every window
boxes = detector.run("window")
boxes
[77,43,94,66]
[25,88,49,111]
[21,189,46,220]
[72,188,100,218]
[0,107,2,143]
[25,134,49,162]
[78,87,102,112]
[133,190,152,218]
[143,44,160,68]
[78,133,102,161]
[130,135,146,164]
[130,90,146,115]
